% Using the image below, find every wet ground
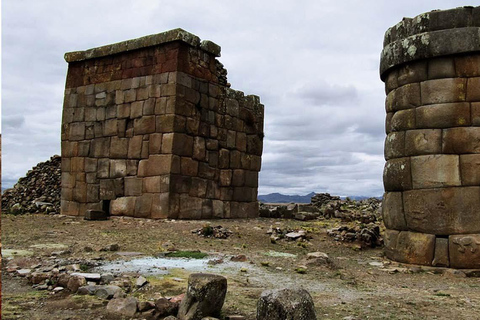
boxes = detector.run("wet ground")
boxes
[2,213,480,319]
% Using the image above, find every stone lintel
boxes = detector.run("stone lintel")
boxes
[65,28,221,63]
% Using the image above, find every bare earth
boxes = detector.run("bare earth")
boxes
[2,213,480,319]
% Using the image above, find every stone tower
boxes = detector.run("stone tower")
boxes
[380,6,480,268]
[61,29,264,219]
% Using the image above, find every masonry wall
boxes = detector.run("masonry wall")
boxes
[61,29,264,219]
[380,6,480,268]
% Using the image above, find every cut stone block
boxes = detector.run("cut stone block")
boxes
[403,187,480,235]
[410,155,461,189]
[432,237,449,267]
[383,158,412,191]
[404,129,441,156]
[382,192,407,230]
[384,230,435,266]
[449,234,480,269]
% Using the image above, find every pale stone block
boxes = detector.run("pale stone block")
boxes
[411,155,461,189]
[110,197,136,216]
[404,129,441,156]
[384,230,435,266]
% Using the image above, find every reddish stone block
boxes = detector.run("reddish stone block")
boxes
[449,234,480,269]
[455,54,480,77]
[134,116,156,135]
[442,127,480,153]
[151,193,170,219]
[110,197,136,216]
[180,157,198,176]
[460,154,480,185]
[143,175,170,193]
[128,135,143,159]
[138,155,172,176]
[110,137,129,158]
[124,177,143,196]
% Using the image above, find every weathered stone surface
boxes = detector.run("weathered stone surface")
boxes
[428,57,455,79]
[450,234,480,269]
[155,298,178,317]
[416,102,470,128]
[382,192,407,230]
[410,155,461,189]
[106,297,138,317]
[432,237,450,267]
[384,132,405,160]
[404,129,442,156]
[138,155,172,176]
[403,187,480,235]
[389,109,415,132]
[443,127,480,153]
[383,158,412,191]
[460,154,480,185]
[387,83,421,112]
[177,273,227,320]
[256,288,316,320]
[384,230,435,266]
[95,285,123,299]
[110,197,136,216]
[421,78,466,105]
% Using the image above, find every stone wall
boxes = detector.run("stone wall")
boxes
[61,29,264,219]
[380,6,480,268]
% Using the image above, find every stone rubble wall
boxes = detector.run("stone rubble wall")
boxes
[380,6,480,268]
[61,29,264,219]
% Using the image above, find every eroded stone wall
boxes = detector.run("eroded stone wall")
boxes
[61,29,264,219]
[380,6,480,268]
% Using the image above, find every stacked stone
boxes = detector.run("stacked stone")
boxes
[380,6,480,268]
[61,28,264,219]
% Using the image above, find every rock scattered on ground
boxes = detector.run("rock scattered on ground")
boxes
[2,155,61,215]
[328,224,383,248]
[192,225,233,239]
[267,226,311,243]
[257,287,317,320]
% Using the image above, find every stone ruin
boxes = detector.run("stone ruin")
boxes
[61,29,264,219]
[381,6,480,268]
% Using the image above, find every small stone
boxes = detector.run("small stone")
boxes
[155,298,178,317]
[67,275,87,293]
[136,276,148,288]
[71,272,101,281]
[101,273,115,284]
[77,285,98,295]
[230,255,247,262]
[53,287,64,293]
[137,301,155,312]
[95,285,123,299]
[17,269,32,277]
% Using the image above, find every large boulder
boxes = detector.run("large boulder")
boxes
[177,273,227,320]
[257,288,316,320]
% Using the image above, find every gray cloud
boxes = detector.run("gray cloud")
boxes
[1,0,465,197]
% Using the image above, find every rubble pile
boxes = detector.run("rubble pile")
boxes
[192,225,233,239]
[267,226,311,243]
[327,224,382,248]
[310,193,340,207]
[2,155,61,215]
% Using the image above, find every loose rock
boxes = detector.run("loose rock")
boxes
[257,287,317,320]
[177,273,227,320]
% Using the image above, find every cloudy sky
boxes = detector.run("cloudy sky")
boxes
[2,0,472,196]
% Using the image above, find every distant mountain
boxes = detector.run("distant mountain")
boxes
[258,192,316,204]
[258,193,381,204]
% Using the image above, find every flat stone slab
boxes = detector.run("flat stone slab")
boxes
[70,272,102,281]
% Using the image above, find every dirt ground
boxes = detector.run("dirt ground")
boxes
[2,213,480,319]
